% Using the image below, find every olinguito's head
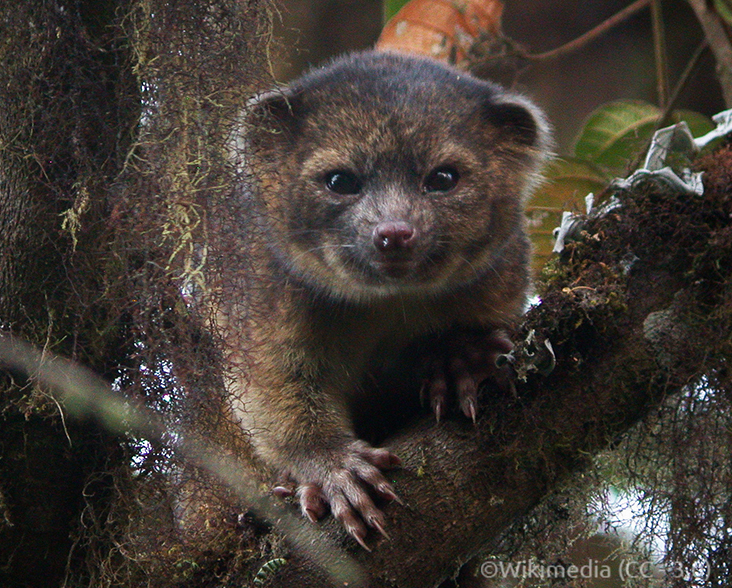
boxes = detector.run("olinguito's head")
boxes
[245,51,549,302]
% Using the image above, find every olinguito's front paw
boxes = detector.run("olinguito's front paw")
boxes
[272,440,401,550]
[419,329,514,422]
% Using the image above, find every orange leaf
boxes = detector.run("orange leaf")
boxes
[375,0,504,65]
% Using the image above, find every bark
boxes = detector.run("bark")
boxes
[0,1,136,586]
[0,0,270,586]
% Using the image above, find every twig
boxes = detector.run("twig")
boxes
[686,0,732,107]
[658,39,709,128]
[651,0,669,108]
[527,0,651,62]
[0,333,366,587]
[629,39,709,171]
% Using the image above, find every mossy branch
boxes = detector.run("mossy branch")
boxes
[265,150,732,587]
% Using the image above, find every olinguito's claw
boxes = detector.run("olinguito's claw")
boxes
[371,518,391,541]
[433,398,444,423]
[378,484,402,505]
[390,492,405,507]
[272,486,293,499]
[350,528,371,551]
[464,398,477,424]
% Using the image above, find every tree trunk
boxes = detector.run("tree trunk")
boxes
[0,1,138,585]
[0,0,269,586]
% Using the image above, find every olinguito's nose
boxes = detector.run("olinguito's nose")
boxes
[373,221,416,252]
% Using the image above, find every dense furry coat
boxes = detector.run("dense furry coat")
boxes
[224,51,549,547]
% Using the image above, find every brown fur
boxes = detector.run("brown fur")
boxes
[223,51,550,545]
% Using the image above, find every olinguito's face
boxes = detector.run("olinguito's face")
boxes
[247,52,548,302]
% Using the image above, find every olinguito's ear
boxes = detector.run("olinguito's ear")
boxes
[482,94,549,151]
[246,88,301,149]
[248,89,295,122]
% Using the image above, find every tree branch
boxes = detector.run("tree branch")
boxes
[265,154,732,587]
[651,0,669,107]
[527,0,651,62]
[686,0,732,107]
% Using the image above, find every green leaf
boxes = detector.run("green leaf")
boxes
[383,0,411,23]
[713,0,732,26]
[527,157,609,272]
[536,157,611,203]
[671,109,715,138]
[573,100,661,172]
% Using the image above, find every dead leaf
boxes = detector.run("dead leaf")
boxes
[375,0,504,66]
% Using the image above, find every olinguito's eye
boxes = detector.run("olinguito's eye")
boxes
[424,166,460,193]
[324,171,362,195]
